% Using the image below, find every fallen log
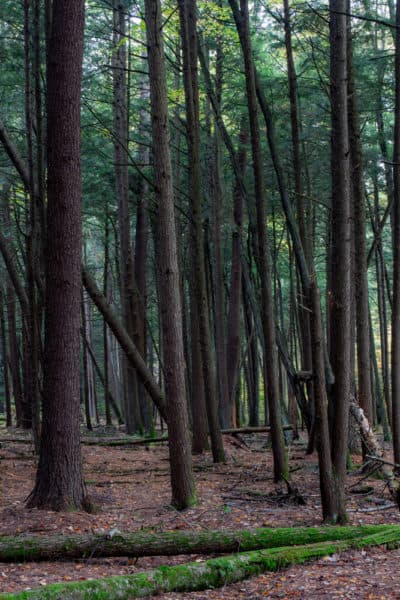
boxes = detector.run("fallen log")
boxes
[1,528,399,600]
[82,425,293,446]
[221,425,293,435]
[0,524,393,563]
[81,436,168,447]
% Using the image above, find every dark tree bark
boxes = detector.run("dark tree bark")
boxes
[134,74,151,432]
[178,0,225,463]
[189,293,209,453]
[145,0,196,509]
[328,0,352,522]
[392,0,400,465]
[309,281,337,521]
[81,291,93,431]
[283,0,314,450]
[373,177,391,426]
[112,0,141,434]
[27,0,89,511]
[226,121,248,426]
[229,0,288,482]
[347,17,373,427]
[0,288,12,427]
[103,212,113,426]
[6,284,23,427]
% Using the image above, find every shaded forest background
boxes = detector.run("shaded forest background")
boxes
[0,0,399,526]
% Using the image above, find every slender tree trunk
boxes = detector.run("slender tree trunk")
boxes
[190,293,209,453]
[226,121,248,425]
[0,289,12,427]
[328,0,351,521]
[347,15,373,428]
[27,0,89,512]
[6,285,23,427]
[391,0,400,464]
[23,0,37,437]
[310,281,343,522]
[112,0,141,434]
[103,212,113,426]
[81,290,92,431]
[283,0,314,448]
[134,76,151,432]
[373,177,392,426]
[145,0,196,508]
[230,0,288,481]
[178,0,225,463]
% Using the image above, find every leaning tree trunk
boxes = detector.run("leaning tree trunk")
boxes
[26,0,89,512]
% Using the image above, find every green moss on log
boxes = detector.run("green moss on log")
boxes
[1,528,399,599]
[0,524,395,563]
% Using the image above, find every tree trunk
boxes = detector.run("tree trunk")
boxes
[4,529,400,600]
[26,0,89,512]
[309,281,337,522]
[283,0,314,447]
[81,290,93,431]
[226,121,248,424]
[134,75,151,432]
[145,0,196,510]
[229,0,288,482]
[0,523,390,563]
[391,0,400,465]
[0,288,12,427]
[112,0,141,434]
[328,0,352,522]
[347,15,374,427]
[6,285,23,427]
[103,213,113,426]
[178,0,225,463]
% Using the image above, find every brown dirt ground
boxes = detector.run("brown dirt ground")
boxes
[0,428,400,598]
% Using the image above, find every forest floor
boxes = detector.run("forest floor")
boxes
[0,428,400,599]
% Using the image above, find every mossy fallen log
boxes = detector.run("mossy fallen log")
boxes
[0,524,395,563]
[1,528,399,600]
